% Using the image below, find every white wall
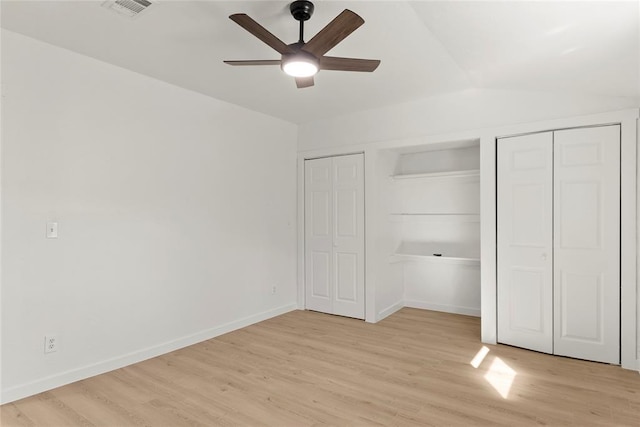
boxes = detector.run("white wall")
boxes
[373,150,404,320]
[298,88,639,151]
[0,30,298,403]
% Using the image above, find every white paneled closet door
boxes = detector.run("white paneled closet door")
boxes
[497,132,554,354]
[305,157,333,315]
[553,126,620,364]
[497,126,621,364]
[304,154,365,319]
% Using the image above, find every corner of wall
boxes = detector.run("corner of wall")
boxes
[377,300,405,322]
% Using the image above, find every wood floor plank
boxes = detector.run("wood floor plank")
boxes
[2,308,639,426]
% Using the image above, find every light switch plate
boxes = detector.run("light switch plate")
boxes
[46,222,58,239]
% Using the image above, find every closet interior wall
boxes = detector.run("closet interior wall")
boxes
[381,140,482,316]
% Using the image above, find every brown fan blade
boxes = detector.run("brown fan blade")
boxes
[224,60,282,66]
[295,76,314,88]
[229,14,293,55]
[301,10,364,57]
[320,56,380,72]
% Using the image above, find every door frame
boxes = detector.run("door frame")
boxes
[298,151,369,320]
[481,108,639,370]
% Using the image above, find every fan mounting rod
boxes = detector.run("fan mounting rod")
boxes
[290,0,314,43]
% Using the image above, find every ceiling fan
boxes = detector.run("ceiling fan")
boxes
[224,0,381,88]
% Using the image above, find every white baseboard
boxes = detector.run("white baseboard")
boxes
[0,303,297,405]
[377,300,404,322]
[404,300,481,317]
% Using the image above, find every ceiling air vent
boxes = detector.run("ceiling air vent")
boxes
[102,0,153,18]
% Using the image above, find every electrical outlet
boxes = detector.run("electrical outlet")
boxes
[271,285,277,295]
[44,335,58,353]
[46,222,58,239]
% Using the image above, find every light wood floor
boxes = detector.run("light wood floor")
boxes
[2,308,639,426]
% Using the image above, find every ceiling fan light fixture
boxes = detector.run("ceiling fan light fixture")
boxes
[282,55,319,77]
[225,2,379,88]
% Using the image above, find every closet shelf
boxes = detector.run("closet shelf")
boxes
[390,253,480,266]
[389,213,479,216]
[390,169,480,181]
[389,213,480,222]
[391,241,480,265]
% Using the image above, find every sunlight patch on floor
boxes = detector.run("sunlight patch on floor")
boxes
[470,346,490,368]
[484,357,517,399]
[470,346,517,399]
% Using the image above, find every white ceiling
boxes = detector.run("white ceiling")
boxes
[2,1,638,124]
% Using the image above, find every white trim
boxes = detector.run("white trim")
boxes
[480,134,498,344]
[0,304,297,405]
[364,150,377,323]
[0,36,4,404]
[377,300,404,322]
[405,300,481,317]
[296,156,305,310]
[620,115,638,369]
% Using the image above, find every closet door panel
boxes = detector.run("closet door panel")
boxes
[497,132,553,354]
[335,253,357,301]
[553,125,620,364]
[332,154,365,319]
[558,272,603,341]
[310,252,331,298]
[305,158,334,313]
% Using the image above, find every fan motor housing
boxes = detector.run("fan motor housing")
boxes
[290,1,314,21]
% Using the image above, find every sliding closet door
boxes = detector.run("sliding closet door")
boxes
[305,154,365,319]
[553,126,620,364]
[497,132,554,353]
